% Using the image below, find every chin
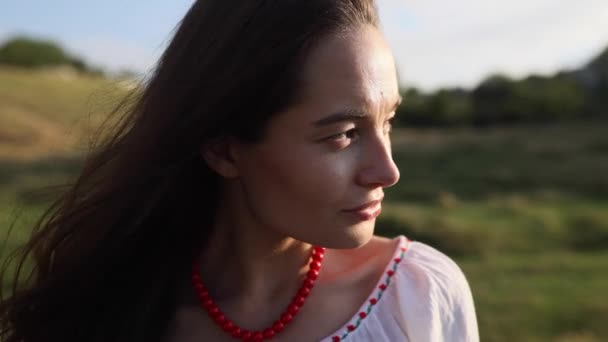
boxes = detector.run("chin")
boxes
[319,221,376,249]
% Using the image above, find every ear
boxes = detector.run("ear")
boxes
[200,138,240,178]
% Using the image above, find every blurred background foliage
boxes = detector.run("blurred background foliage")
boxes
[0,36,607,341]
[397,46,608,127]
[0,37,104,75]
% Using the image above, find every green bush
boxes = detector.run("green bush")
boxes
[0,37,88,72]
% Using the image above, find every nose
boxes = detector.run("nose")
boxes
[355,132,400,188]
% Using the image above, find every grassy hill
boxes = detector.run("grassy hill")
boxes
[380,122,608,342]
[0,66,129,159]
[1,66,607,341]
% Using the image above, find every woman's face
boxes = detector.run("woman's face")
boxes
[233,25,401,248]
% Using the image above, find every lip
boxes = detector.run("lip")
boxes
[342,197,383,221]
[343,199,382,212]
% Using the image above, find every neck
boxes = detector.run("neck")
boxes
[196,186,314,308]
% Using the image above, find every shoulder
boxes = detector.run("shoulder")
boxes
[392,238,479,342]
[401,239,471,294]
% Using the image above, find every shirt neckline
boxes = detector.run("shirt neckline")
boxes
[320,235,411,341]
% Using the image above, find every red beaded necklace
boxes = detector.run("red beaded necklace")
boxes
[191,246,326,341]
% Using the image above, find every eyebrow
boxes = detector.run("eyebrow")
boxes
[312,95,403,127]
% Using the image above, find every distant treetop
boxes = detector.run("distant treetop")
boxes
[0,36,95,74]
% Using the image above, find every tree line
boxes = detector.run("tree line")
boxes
[2,36,607,126]
[0,36,105,75]
[397,47,608,126]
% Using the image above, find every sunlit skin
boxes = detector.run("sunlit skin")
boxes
[170,25,402,341]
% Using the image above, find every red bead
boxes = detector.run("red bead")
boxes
[201,298,213,308]
[332,336,341,342]
[214,314,226,325]
[241,330,252,340]
[298,287,311,298]
[281,313,293,324]
[400,247,407,252]
[303,279,315,289]
[288,303,300,315]
[379,284,387,290]
[222,320,234,332]
[387,270,395,276]
[191,246,325,342]
[359,312,367,319]
[369,298,378,305]
[293,295,305,306]
[312,246,325,254]
[394,258,401,263]
[347,325,356,332]
[263,328,276,339]
[309,260,322,271]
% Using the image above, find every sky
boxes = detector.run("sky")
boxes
[1,1,608,91]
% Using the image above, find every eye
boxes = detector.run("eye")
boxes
[324,128,359,149]
[384,116,396,134]
[329,128,359,141]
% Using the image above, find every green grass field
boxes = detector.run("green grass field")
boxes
[1,66,607,341]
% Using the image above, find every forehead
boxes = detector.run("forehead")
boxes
[295,25,399,114]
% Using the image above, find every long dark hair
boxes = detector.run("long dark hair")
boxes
[0,1,379,341]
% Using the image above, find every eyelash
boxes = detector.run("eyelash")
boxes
[385,116,396,133]
[327,116,396,142]
[329,128,359,141]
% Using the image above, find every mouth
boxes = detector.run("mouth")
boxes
[342,198,383,221]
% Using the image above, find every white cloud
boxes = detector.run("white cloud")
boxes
[379,0,608,90]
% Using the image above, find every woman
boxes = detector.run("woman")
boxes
[0,0,478,341]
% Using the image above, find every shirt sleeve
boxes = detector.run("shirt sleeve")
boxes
[395,241,479,342]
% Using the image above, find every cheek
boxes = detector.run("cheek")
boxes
[240,147,357,223]
[237,143,375,246]
[255,150,351,201]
